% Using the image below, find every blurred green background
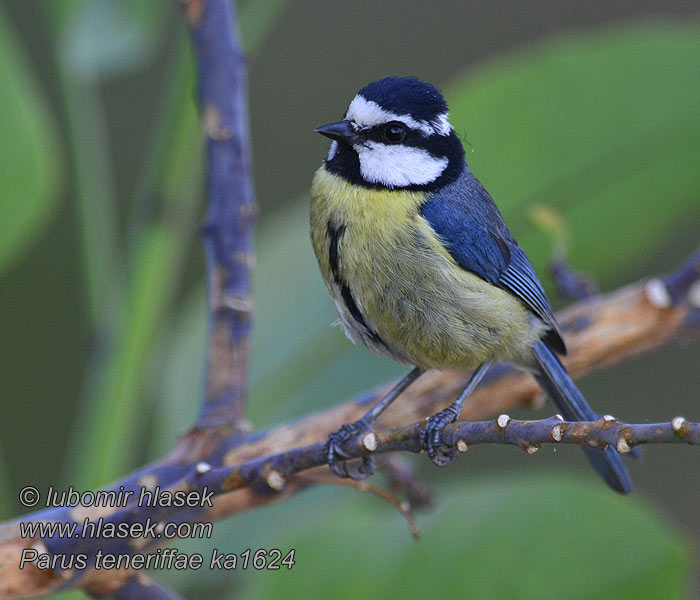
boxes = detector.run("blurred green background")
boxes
[1,0,699,598]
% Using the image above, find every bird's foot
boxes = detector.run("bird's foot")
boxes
[420,407,460,467]
[325,419,376,480]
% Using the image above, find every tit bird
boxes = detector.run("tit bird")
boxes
[310,76,631,494]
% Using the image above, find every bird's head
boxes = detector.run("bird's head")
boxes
[316,76,465,191]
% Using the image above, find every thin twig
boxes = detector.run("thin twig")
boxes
[376,455,433,510]
[550,257,599,300]
[298,471,422,539]
[529,203,599,300]
[187,0,256,427]
[194,416,700,500]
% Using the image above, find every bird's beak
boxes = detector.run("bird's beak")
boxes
[315,120,358,144]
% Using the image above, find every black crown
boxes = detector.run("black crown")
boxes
[357,76,448,122]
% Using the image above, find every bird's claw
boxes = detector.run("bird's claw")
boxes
[325,421,375,480]
[420,408,460,467]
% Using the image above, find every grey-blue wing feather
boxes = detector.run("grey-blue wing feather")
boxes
[499,246,566,354]
[419,168,566,354]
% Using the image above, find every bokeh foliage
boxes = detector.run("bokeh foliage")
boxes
[0,2,698,598]
[0,10,60,279]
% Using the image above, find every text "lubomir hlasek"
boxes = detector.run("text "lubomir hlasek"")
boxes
[40,486,214,508]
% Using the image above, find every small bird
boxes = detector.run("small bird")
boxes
[310,76,631,494]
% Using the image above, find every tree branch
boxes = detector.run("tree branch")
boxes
[186,0,256,428]
[119,415,700,507]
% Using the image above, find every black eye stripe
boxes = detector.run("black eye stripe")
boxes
[362,125,440,150]
[364,124,414,143]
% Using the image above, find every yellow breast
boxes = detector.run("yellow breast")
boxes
[310,166,541,370]
[311,167,425,236]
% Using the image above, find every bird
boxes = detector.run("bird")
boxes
[309,76,632,494]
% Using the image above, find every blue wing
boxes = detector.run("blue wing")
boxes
[419,168,566,354]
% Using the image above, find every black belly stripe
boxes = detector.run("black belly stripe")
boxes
[326,221,386,348]
[328,222,346,282]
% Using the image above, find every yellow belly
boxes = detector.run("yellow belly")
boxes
[310,167,543,370]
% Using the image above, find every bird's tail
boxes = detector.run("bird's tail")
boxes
[532,341,632,494]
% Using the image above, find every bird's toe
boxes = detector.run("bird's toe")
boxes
[325,421,376,480]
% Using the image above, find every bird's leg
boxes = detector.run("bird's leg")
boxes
[326,367,424,480]
[420,361,493,467]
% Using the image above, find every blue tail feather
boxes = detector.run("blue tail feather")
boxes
[532,341,632,495]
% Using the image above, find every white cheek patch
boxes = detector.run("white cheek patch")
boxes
[346,95,452,137]
[355,141,448,188]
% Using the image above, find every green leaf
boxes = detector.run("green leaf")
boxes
[68,225,181,486]
[249,476,691,600]
[446,22,700,286]
[0,10,60,277]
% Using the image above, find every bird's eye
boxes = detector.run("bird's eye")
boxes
[383,122,407,144]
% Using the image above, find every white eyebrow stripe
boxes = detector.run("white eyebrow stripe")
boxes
[432,113,452,136]
[345,95,452,137]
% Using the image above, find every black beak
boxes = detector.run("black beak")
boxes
[315,120,357,144]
